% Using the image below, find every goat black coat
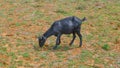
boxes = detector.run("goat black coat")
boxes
[38,16,86,49]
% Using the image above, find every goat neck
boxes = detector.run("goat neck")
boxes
[43,28,53,39]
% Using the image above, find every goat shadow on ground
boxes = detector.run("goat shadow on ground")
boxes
[33,45,78,52]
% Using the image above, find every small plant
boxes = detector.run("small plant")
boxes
[9,65,16,68]
[55,52,65,59]
[22,52,30,58]
[102,44,110,51]
[15,21,27,26]
[15,22,22,26]
[21,0,33,3]
[17,61,23,66]
[32,10,44,20]
[109,52,117,57]
[0,10,6,17]
[68,60,76,67]
[76,5,86,10]
[55,9,67,15]
[0,63,4,67]
[8,52,17,59]
[0,47,7,54]
[80,50,93,62]
[40,52,48,59]
[0,4,2,7]
[94,57,103,64]
[63,46,70,51]
[79,65,89,68]
[40,63,46,67]
[7,18,13,21]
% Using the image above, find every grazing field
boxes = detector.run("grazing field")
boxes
[0,0,120,68]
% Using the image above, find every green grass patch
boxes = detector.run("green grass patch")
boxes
[55,9,68,16]
[76,4,86,10]
[7,18,13,21]
[80,50,93,62]
[20,0,34,3]
[32,10,44,21]
[79,65,91,68]
[8,52,17,59]
[0,63,4,67]
[63,46,70,51]
[15,21,27,26]
[55,10,67,14]
[49,60,62,67]
[22,52,30,58]
[0,47,7,54]
[109,52,117,58]
[68,60,76,67]
[9,65,17,68]
[40,63,46,67]
[39,52,48,59]
[0,10,6,18]
[55,52,65,59]
[16,61,23,66]
[102,44,110,51]
[94,57,103,64]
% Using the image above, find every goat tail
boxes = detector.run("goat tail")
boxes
[82,17,87,22]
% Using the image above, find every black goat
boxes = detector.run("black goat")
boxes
[38,16,86,49]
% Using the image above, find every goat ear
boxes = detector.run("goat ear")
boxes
[82,17,87,21]
[38,36,43,40]
[41,36,44,39]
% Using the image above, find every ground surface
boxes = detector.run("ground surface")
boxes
[0,0,120,68]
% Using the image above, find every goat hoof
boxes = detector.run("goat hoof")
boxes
[79,45,82,47]
[53,46,57,50]
[69,44,72,46]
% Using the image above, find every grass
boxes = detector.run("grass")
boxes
[55,9,68,15]
[15,21,27,26]
[0,47,7,54]
[0,63,4,67]
[39,52,48,59]
[68,60,76,67]
[22,52,30,58]
[55,52,65,59]
[79,65,92,68]
[80,50,93,62]
[0,0,120,68]
[94,57,103,64]
[16,61,23,66]
[102,44,110,51]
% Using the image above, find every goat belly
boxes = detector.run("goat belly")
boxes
[62,31,73,34]
[53,27,73,34]
[61,28,74,34]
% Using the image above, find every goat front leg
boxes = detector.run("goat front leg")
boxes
[76,30,82,47]
[69,32,76,46]
[53,34,61,49]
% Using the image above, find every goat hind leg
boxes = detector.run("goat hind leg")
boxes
[76,31,82,47]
